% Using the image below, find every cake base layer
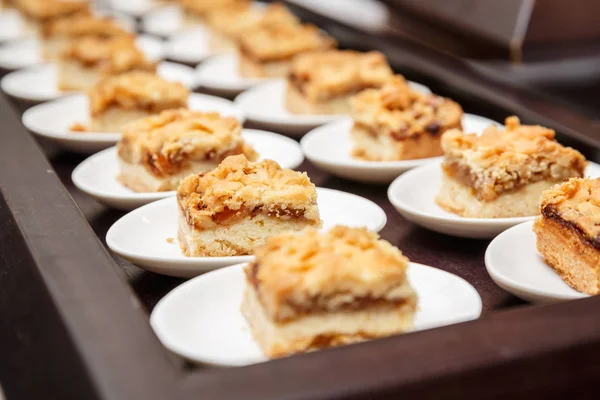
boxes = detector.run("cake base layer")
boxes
[534,216,600,295]
[118,159,219,192]
[351,124,444,161]
[285,83,352,115]
[90,107,153,133]
[242,281,416,358]
[178,212,316,257]
[42,36,69,60]
[58,59,101,92]
[239,52,291,78]
[208,29,237,52]
[436,174,557,218]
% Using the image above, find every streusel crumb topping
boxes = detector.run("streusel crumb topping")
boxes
[540,178,600,243]
[90,71,189,115]
[42,14,131,39]
[181,0,248,16]
[246,226,416,321]
[118,108,256,176]
[177,155,320,228]
[289,50,394,101]
[239,22,336,62]
[206,3,298,40]
[441,116,587,201]
[351,76,463,140]
[63,36,156,75]
[17,0,89,21]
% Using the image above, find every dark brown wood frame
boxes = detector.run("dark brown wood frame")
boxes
[2,2,600,399]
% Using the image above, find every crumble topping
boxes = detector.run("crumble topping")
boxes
[206,3,299,41]
[177,155,321,229]
[118,108,257,176]
[42,14,131,39]
[62,36,156,75]
[246,226,416,322]
[540,178,600,245]
[89,71,189,116]
[16,0,89,21]
[288,50,394,102]
[239,22,336,62]
[441,116,587,201]
[351,76,463,140]
[181,0,248,17]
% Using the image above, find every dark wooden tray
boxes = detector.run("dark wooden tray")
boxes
[2,2,600,399]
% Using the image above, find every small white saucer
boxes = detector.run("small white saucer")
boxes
[150,261,482,366]
[235,79,431,137]
[485,221,589,304]
[22,92,244,153]
[165,26,222,65]
[141,4,183,37]
[72,130,305,210]
[106,188,388,277]
[301,114,499,184]
[388,160,600,239]
[2,61,195,103]
[108,0,170,17]
[195,53,270,98]
[0,34,162,71]
[0,9,31,43]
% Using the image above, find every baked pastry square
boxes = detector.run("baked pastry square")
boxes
[181,0,248,27]
[238,22,336,78]
[242,225,418,358]
[436,116,587,218]
[117,108,256,192]
[286,50,394,115]
[177,155,322,257]
[350,76,463,161]
[534,178,600,295]
[41,14,131,60]
[89,71,189,132]
[58,36,156,92]
[205,3,298,52]
[14,0,89,23]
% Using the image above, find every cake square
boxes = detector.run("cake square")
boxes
[436,116,587,218]
[242,225,418,358]
[41,13,131,60]
[181,0,248,27]
[89,71,189,133]
[14,0,89,23]
[117,108,257,192]
[286,50,394,115]
[350,76,463,161]
[534,178,600,294]
[58,36,156,92]
[238,22,336,78]
[204,3,298,52]
[176,155,322,257]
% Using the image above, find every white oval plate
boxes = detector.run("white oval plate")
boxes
[22,92,244,153]
[142,4,183,37]
[235,79,431,137]
[165,26,222,65]
[195,53,272,98]
[485,221,589,304]
[2,61,195,103]
[72,130,305,210]
[106,188,388,277]
[108,0,169,17]
[388,160,600,239]
[0,34,162,71]
[151,261,482,366]
[301,114,499,184]
[0,9,31,42]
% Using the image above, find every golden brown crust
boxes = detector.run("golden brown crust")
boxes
[15,0,89,21]
[62,36,156,76]
[540,178,600,246]
[206,3,299,41]
[42,14,131,39]
[89,72,189,116]
[247,226,414,322]
[288,50,394,102]
[239,22,336,63]
[441,116,587,201]
[117,108,256,177]
[181,0,248,17]
[177,155,321,230]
